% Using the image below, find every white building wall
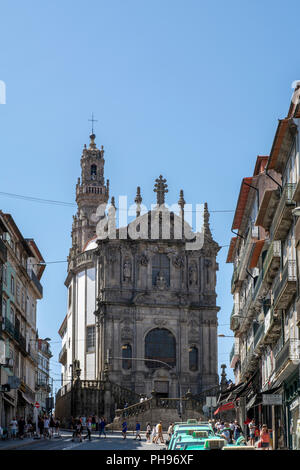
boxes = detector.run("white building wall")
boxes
[77,271,86,378]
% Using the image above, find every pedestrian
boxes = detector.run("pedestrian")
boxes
[122,420,127,439]
[146,423,151,443]
[167,423,173,441]
[259,424,271,450]
[248,418,256,446]
[44,416,50,439]
[151,424,157,443]
[134,421,141,441]
[155,421,164,444]
[18,417,25,440]
[38,416,44,438]
[99,416,107,438]
[55,417,60,437]
[220,424,231,443]
[91,414,96,432]
[233,420,242,442]
[10,417,18,440]
[84,417,92,441]
[49,416,55,438]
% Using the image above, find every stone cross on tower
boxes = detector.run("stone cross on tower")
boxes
[154,175,168,205]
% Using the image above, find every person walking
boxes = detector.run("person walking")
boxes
[146,423,151,443]
[155,421,164,444]
[233,420,242,442]
[55,417,60,437]
[18,417,25,440]
[44,416,50,439]
[10,417,18,440]
[83,417,92,441]
[134,421,141,441]
[259,424,271,450]
[99,416,107,438]
[248,418,256,446]
[122,420,127,439]
[38,416,44,438]
[167,423,173,441]
[49,416,55,438]
[151,424,157,443]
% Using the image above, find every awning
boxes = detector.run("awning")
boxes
[18,390,35,406]
[249,240,265,268]
[214,401,235,415]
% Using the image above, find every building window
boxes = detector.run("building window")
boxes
[145,328,176,369]
[2,298,7,317]
[152,254,170,286]
[11,275,15,295]
[189,346,198,371]
[68,286,72,308]
[91,164,97,180]
[2,265,7,285]
[86,325,95,352]
[122,344,132,369]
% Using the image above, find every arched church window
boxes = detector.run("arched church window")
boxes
[122,344,132,369]
[189,346,198,371]
[152,254,170,286]
[145,328,176,369]
[91,164,97,180]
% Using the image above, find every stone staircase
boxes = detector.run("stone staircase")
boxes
[107,392,205,431]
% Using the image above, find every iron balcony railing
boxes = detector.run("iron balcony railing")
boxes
[269,183,296,240]
[3,317,27,353]
[252,271,263,304]
[29,269,43,297]
[273,260,297,308]
[275,339,300,373]
[59,343,67,363]
[253,322,265,349]
[0,238,7,263]
[262,241,281,280]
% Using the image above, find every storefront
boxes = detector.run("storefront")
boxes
[285,372,300,450]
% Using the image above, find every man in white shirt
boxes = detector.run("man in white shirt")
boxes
[10,418,18,439]
[44,417,50,439]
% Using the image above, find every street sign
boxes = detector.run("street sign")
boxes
[206,396,217,407]
[262,394,282,405]
[35,402,40,408]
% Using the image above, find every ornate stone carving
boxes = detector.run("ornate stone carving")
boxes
[189,264,198,286]
[154,318,167,327]
[155,271,167,290]
[139,254,149,266]
[173,255,184,268]
[123,259,132,282]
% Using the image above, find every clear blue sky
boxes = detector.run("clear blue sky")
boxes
[1,0,299,388]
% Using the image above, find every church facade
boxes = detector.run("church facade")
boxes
[58,132,220,400]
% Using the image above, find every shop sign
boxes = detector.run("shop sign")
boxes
[262,394,282,405]
[289,397,300,411]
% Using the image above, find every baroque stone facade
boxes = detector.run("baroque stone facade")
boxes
[59,133,220,402]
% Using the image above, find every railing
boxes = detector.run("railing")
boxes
[241,343,254,377]
[59,343,67,363]
[254,322,265,349]
[275,339,300,372]
[0,238,7,262]
[252,271,264,303]
[270,183,296,240]
[273,260,297,306]
[28,269,43,297]
[262,241,281,279]
[3,317,27,353]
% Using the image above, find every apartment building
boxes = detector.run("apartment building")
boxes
[36,338,52,413]
[0,211,45,427]
[227,92,300,449]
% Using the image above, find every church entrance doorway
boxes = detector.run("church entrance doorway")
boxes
[154,380,169,398]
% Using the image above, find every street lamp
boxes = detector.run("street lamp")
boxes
[218,334,235,338]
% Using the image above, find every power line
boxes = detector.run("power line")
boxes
[0,190,234,213]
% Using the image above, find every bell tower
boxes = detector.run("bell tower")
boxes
[70,132,109,257]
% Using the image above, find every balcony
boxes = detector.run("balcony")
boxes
[262,241,281,285]
[2,317,27,354]
[28,269,43,299]
[0,238,7,263]
[59,343,67,364]
[275,339,300,380]
[269,183,296,241]
[263,308,281,344]
[240,343,257,379]
[230,338,240,368]
[273,260,297,310]
[254,322,265,351]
